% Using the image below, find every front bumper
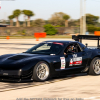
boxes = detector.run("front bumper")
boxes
[0,70,22,79]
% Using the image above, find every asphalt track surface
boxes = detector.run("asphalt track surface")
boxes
[0,73,87,92]
[0,39,100,100]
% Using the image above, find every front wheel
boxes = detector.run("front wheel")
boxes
[89,57,100,75]
[32,61,50,82]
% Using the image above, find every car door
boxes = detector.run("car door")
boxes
[64,43,88,72]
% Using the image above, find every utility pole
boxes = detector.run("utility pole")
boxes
[83,0,86,35]
[80,0,83,35]
[84,0,86,35]
[80,0,86,35]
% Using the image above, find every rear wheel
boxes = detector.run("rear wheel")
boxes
[89,57,100,75]
[32,61,50,82]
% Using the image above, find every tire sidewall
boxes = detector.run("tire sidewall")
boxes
[89,57,100,75]
[33,61,50,82]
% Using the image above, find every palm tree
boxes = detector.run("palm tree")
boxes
[63,14,70,27]
[13,9,21,27]
[8,15,14,26]
[22,10,34,27]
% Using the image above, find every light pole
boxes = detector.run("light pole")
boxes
[80,0,83,35]
[83,0,86,35]
[80,0,86,35]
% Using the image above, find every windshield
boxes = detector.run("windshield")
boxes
[25,42,64,55]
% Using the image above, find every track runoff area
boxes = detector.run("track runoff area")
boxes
[0,38,100,99]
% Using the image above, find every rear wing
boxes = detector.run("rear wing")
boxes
[72,35,100,48]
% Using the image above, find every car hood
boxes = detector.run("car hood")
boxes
[0,53,47,70]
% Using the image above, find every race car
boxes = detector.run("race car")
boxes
[0,35,100,82]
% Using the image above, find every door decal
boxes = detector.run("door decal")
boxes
[60,57,66,69]
[69,54,82,66]
[69,58,73,66]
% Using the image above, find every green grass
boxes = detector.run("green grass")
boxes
[0,35,72,39]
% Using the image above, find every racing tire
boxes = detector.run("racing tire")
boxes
[32,61,50,82]
[89,57,100,75]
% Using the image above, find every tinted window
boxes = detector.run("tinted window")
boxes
[25,42,64,55]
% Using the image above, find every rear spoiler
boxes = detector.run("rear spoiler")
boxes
[72,35,100,48]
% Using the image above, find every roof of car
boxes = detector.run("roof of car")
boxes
[44,40,78,43]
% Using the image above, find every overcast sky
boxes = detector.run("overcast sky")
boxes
[0,0,100,21]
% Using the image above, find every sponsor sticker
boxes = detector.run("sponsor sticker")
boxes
[69,58,73,66]
[69,54,82,66]
[60,57,66,69]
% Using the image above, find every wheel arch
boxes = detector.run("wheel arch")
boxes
[88,56,100,67]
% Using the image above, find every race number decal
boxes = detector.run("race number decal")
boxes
[69,54,82,66]
[60,57,66,69]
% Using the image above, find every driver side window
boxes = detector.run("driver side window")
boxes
[64,43,81,55]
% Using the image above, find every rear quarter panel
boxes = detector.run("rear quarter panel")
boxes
[87,49,100,66]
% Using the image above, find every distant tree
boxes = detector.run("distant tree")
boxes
[13,9,21,27]
[68,19,80,27]
[63,14,70,27]
[49,12,70,27]
[22,10,34,27]
[33,19,45,27]
[86,14,99,25]
[8,15,14,26]
[45,20,49,24]
[49,12,65,26]
[44,24,58,35]
[87,26,96,33]
[87,25,100,33]
[63,15,70,20]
